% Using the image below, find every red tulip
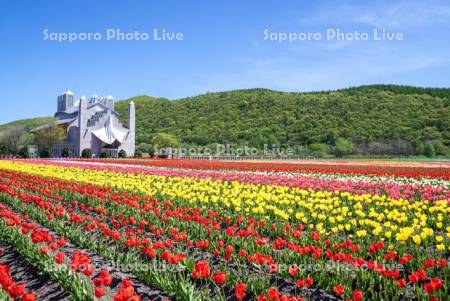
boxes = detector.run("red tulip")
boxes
[9,283,25,298]
[310,232,320,241]
[424,278,443,294]
[267,287,280,300]
[396,279,406,288]
[288,266,298,277]
[304,277,313,287]
[22,292,36,301]
[234,282,247,300]
[95,287,105,298]
[399,254,413,264]
[192,260,210,279]
[416,269,427,281]
[99,270,113,287]
[83,264,94,277]
[352,289,363,301]
[408,273,419,284]
[54,252,65,264]
[423,259,435,268]
[39,245,49,255]
[333,284,345,296]
[211,272,227,285]
[436,259,447,268]
[121,279,133,288]
[257,295,268,301]
[225,245,234,253]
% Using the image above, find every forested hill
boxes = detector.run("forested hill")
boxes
[114,85,450,156]
[0,117,55,133]
[1,85,449,156]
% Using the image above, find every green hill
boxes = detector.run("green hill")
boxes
[0,117,55,133]
[1,85,449,156]
[114,85,450,156]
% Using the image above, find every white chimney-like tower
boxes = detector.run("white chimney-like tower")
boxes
[77,96,88,156]
[127,101,136,156]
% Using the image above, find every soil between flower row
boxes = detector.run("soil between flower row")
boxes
[0,240,71,300]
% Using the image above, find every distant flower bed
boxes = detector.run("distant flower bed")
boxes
[0,159,448,301]
[75,158,450,179]
[16,159,450,201]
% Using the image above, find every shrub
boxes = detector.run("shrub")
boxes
[118,149,127,158]
[136,143,151,153]
[308,143,328,158]
[151,133,179,148]
[424,142,435,157]
[61,147,72,158]
[311,151,325,158]
[18,146,29,158]
[433,141,449,156]
[81,148,92,158]
[333,138,353,157]
[100,151,108,158]
[134,150,143,158]
[415,142,425,156]
[40,148,51,158]
[147,146,155,157]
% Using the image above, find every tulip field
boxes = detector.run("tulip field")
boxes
[0,159,448,301]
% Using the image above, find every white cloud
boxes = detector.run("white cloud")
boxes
[185,45,450,94]
[178,1,450,96]
[299,0,450,29]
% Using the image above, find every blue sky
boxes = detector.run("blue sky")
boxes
[0,0,449,124]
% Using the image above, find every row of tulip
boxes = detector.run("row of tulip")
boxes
[0,203,95,300]
[75,158,450,179]
[3,167,446,274]
[0,190,210,301]
[1,161,448,251]
[0,166,447,300]
[0,170,309,300]
[16,159,450,201]
[0,261,36,300]
[0,182,347,301]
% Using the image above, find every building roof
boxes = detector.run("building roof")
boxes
[91,113,127,145]
[56,117,76,125]
[57,102,119,115]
